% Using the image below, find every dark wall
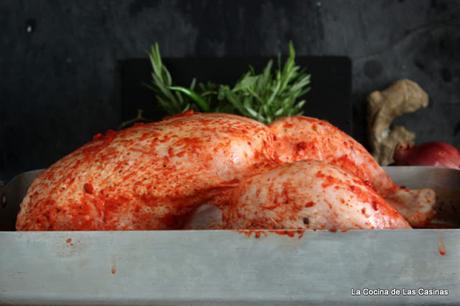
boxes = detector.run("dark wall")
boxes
[1,0,459,180]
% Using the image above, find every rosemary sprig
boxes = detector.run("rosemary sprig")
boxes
[222,43,310,123]
[147,43,190,114]
[119,109,148,129]
[147,42,310,124]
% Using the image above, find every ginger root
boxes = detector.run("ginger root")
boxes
[367,79,429,165]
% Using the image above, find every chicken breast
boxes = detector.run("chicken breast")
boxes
[269,116,435,227]
[16,112,275,230]
[223,161,411,230]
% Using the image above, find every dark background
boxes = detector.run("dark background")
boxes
[1,0,459,181]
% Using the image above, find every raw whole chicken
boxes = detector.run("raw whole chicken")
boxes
[223,161,411,230]
[269,116,436,227]
[16,112,275,230]
[16,112,434,231]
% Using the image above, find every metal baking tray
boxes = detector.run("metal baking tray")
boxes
[1,166,459,305]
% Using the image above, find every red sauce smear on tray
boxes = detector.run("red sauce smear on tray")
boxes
[65,238,73,247]
[238,230,267,239]
[238,229,305,239]
[438,237,446,256]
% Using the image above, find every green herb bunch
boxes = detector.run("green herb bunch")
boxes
[148,42,310,124]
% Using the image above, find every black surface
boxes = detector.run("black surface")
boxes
[120,57,352,132]
[1,0,459,181]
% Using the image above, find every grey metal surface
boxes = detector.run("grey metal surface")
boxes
[383,166,460,190]
[1,230,459,306]
[0,166,459,305]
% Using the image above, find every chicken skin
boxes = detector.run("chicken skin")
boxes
[223,161,411,230]
[17,112,433,231]
[16,112,275,230]
[269,116,436,227]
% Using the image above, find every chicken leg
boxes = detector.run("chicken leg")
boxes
[269,116,435,227]
[223,161,411,230]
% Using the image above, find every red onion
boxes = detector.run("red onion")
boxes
[394,142,460,169]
